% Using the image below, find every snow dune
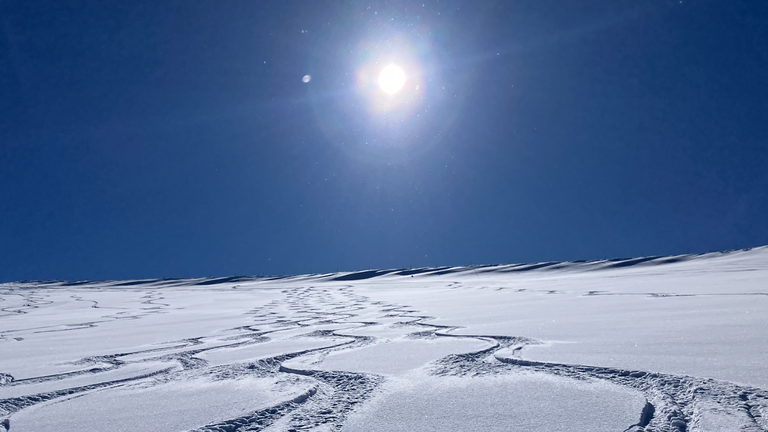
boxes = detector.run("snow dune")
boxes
[1,246,767,431]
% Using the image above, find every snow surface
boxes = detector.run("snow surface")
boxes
[1,247,767,431]
[342,373,646,432]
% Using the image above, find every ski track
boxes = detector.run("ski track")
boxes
[0,281,766,432]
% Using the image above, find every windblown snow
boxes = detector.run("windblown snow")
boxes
[2,247,767,431]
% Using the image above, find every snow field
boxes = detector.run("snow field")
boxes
[1,246,767,431]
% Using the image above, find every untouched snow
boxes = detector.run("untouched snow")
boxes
[343,373,646,432]
[1,247,767,431]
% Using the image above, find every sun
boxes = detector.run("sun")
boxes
[378,65,406,94]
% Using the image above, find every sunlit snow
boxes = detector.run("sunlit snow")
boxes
[2,247,767,431]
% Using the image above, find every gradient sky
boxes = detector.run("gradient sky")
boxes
[2,0,767,282]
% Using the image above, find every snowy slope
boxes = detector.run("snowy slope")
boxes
[1,247,767,431]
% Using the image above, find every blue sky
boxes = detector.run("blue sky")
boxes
[2,0,767,281]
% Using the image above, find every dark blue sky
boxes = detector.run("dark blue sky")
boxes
[2,0,767,281]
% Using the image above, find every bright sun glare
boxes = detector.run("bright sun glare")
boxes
[378,65,406,94]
